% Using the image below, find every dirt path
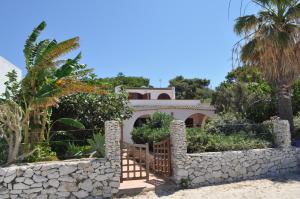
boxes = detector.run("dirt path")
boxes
[119,173,300,199]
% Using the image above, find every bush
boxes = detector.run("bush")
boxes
[23,144,58,163]
[205,112,274,142]
[186,128,272,153]
[293,114,300,145]
[51,92,132,142]
[65,143,92,158]
[132,112,173,150]
[87,133,105,158]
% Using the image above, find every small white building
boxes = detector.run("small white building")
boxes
[116,87,216,143]
[0,56,22,94]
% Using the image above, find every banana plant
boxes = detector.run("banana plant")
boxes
[20,21,107,147]
[45,109,85,144]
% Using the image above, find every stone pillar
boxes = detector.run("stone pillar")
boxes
[273,120,291,148]
[104,121,121,195]
[170,120,189,183]
[105,121,121,161]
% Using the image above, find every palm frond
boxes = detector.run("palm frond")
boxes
[241,39,257,62]
[285,2,300,20]
[234,15,258,35]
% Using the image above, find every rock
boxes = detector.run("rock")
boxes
[59,175,75,182]
[43,182,50,188]
[41,187,56,194]
[23,187,42,194]
[58,182,78,192]
[95,175,107,181]
[56,192,71,197]
[31,182,42,188]
[49,179,59,188]
[16,169,24,177]
[0,194,10,199]
[23,169,34,178]
[37,194,48,199]
[42,168,57,176]
[33,175,47,183]
[0,168,6,176]
[13,183,29,190]
[59,166,77,176]
[10,189,22,194]
[15,177,25,183]
[73,190,89,198]
[79,179,93,192]
[24,178,34,185]
[4,173,16,183]
[47,172,59,179]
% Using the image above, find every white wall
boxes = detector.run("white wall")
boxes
[0,56,22,94]
[129,99,201,107]
[126,88,176,100]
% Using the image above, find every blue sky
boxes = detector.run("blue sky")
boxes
[0,0,258,88]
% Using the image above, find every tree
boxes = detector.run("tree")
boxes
[168,76,213,101]
[234,0,300,132]
[21,21,105,146]
[90,72,150,89]
[1,70,20,101]
[212,66,276,123]
[0,102,23,165]
[51,92,132,141]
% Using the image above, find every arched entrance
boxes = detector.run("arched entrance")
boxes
[185,113,207,128]
[133,115,150,128]
[128,92,151,100]
[157,93,171,100]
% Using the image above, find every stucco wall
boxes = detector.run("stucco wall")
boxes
[0,121,121,199]
[0,56,22,94]
[125,88,175,100]
[170,120,300,187]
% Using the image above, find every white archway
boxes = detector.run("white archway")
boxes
[184,113,208,128]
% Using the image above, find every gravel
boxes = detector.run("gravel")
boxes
[120,173,300,199]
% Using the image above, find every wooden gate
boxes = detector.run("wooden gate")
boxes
[153,138,172,176]
[121,142,150,182]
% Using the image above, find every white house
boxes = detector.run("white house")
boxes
[116,86,216,143]
[0,56,22,94]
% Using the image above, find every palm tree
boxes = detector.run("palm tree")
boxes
[21,21,106,146]
[234,0,300,133]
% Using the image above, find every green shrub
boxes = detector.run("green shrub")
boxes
[147,112,174,129]
[23,144,58,163]
[87,133,105,158]
[65,143,92,158]
[293,113,300,142]
[205,112,274,143]
[132,112,174,150]
[186,128,272,153]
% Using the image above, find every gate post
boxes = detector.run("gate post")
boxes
[105,121,121,194]
[273,120,291,148]
[170,120,189,183]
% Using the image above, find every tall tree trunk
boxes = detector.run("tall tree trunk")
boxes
[277,85,294,134]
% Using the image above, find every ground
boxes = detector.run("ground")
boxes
[118,173,300,199]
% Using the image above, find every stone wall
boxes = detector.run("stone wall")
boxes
[170,120,300,187]
[0,121,121,199]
